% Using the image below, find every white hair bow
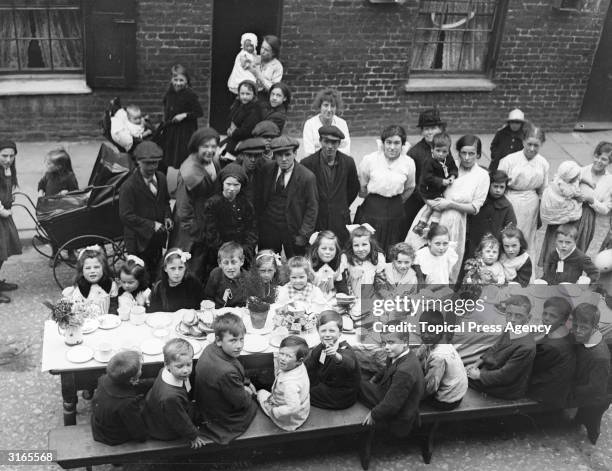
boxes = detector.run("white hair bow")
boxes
[164,249,192,264]
[126,254,145,267]
[256,251,282,265]
[78,244,102,260]
[308,231,320,246]
[346,223,376,234]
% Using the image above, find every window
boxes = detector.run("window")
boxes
[0,1,83,73]
[410,0,505,74]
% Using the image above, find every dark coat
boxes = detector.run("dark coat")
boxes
[529,333,576,406]
[148,275,203,313]
[490,125,524,171]
[194,343,258,444]
[260,102,287,133]
[38,171,78,196]
[466,195,517,258]
[476,332,536,399]
[255,161,319,243]
[304,340,361,409]
[119,170,171,254]
[143,370,199,441]
[404,138,432,230]
[573,339,611,404]
[542,248,600,285]
[225,100,263,154]
[419,154,459,200]
[203,267,249,308]
[359,351,425,437]
[91,375,150,445]
[301,150,360,245]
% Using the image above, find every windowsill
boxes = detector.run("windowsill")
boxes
[404,76,496,93]
[0,74,92,96]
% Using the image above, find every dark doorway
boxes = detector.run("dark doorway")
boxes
[210,0,283,132]
[576,2,612,130]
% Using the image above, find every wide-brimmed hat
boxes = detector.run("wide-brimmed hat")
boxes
[507,108,525,122]
[235,137,267,154]
[270,135,299,153]
[318,125,345,141]
[133,141,163,161]
[417,108,445,128]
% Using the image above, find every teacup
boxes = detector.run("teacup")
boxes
[152,328,170,341]
[117,306,130,321]
[130,306,147,326]
[96,342,114,363]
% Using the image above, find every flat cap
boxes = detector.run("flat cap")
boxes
[252,120,280,138]
[270,135,299,153]
[318,125,345,141]
[235,137,267,154]
[133,141,163,160]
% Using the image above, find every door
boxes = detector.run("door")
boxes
[576,3,612,130]
[210,0,283,132]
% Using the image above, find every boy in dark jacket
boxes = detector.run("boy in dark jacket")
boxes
[572,303,611,444]
[204,242,250,308]
[467,295,536,399]
[489,108,525,171]
[143,339,206,449]
[466,170,517,258]
[91,351,152,445]
[195,313,258,444]
[359,320,425,437]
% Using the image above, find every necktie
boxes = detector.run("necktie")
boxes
[275,169,287,193]
[147,178,157,196]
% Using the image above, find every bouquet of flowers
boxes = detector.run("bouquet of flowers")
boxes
[72,301,102,319]
[44,298,84,329]
[273,301,317,333]
[462,258,497,285]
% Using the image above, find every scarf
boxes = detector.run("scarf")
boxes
[500,252,529,282]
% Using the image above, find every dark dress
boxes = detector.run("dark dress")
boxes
[0,173,21,262]
[301,150,360,246]
[304,340,361,409]
[148,275,203,312]
[489,125,524,171]
[160,86,204,169]
[194,343,258,444]
[465,194,517,258]
[91,374,150,445]
[528,333,576,406]
[37,171,78,196]
[224,100,263,155]
[403,138,431,237]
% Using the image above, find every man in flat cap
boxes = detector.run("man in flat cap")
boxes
[235,137,267,202]
[119,141,172,277]
[301,125,359,246]
[255,135,318,257]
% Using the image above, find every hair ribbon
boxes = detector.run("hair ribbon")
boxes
[126,254,145,267]
[78,244,102,260]
[164,249,192,264]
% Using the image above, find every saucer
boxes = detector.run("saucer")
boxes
[66,345,94,363]
[94,350,114,363]
[146,313,173,329]
[98,314,121,330]
[81,318,99,334]
[141,339,163,356]
[186,338,204,356]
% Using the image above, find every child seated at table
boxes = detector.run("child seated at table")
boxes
[528,296,575,406]
[117,255,151,310]
[571,303,611,443]
[148,248,203,312]
[250,249,284,304]
[276,256,329,314]
[62,245,118,315]
[359,320,424,437]
[194,313,258,444]
[143,338,206,449]
[204,241,250,308]
[257,335,310,431]
[417,310,467,410]
[466,295,536,399]
[91,350,152,445]
[304,310,361,409]
[308,231,348,301]
[374,242,424,294]
[542,224,599,285]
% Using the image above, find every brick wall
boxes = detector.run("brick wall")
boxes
[0,0,609,141]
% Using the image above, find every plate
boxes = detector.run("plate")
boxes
[186,338,204,356]
[66,345,94,363]
[175,323,209,339]
[98,314,121,330]
[141,339,163,356]
[146,313,173,329]
[82,318,99,334]
[94,350,115,363]
[243,335,269,353]
[246,324,273,335]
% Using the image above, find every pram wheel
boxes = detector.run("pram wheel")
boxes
[53,235,125,290]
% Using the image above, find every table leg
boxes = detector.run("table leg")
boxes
[61,373,78,426]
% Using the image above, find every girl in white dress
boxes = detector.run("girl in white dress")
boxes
[117,255,151,310]
[62,245,118,315]
[414,225,458,285]
[276,257,329,315]
[498,124,549,264]
[307,230,346,302]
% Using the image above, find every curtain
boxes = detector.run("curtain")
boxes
[0,9,31,70]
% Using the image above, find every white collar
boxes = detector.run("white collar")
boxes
[392,348,410,363]
[584,330,603,348]
[556,247,576,261]
[161,367,191,391]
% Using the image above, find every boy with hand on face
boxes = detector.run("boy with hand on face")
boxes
[359,320,424,437]
[204,242,249,308]
[195,313,258,444]
[257,336,311,431]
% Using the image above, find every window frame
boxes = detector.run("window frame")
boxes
[407,0,509,83]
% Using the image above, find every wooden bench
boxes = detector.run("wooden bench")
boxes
[418,388,612,464]
[49,403,375,471]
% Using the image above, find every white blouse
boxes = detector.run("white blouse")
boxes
[414,245,458,285]
[358,150,416,198]
[302,114,351,156]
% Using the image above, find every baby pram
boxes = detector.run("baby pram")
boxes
[13,142,131,289]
